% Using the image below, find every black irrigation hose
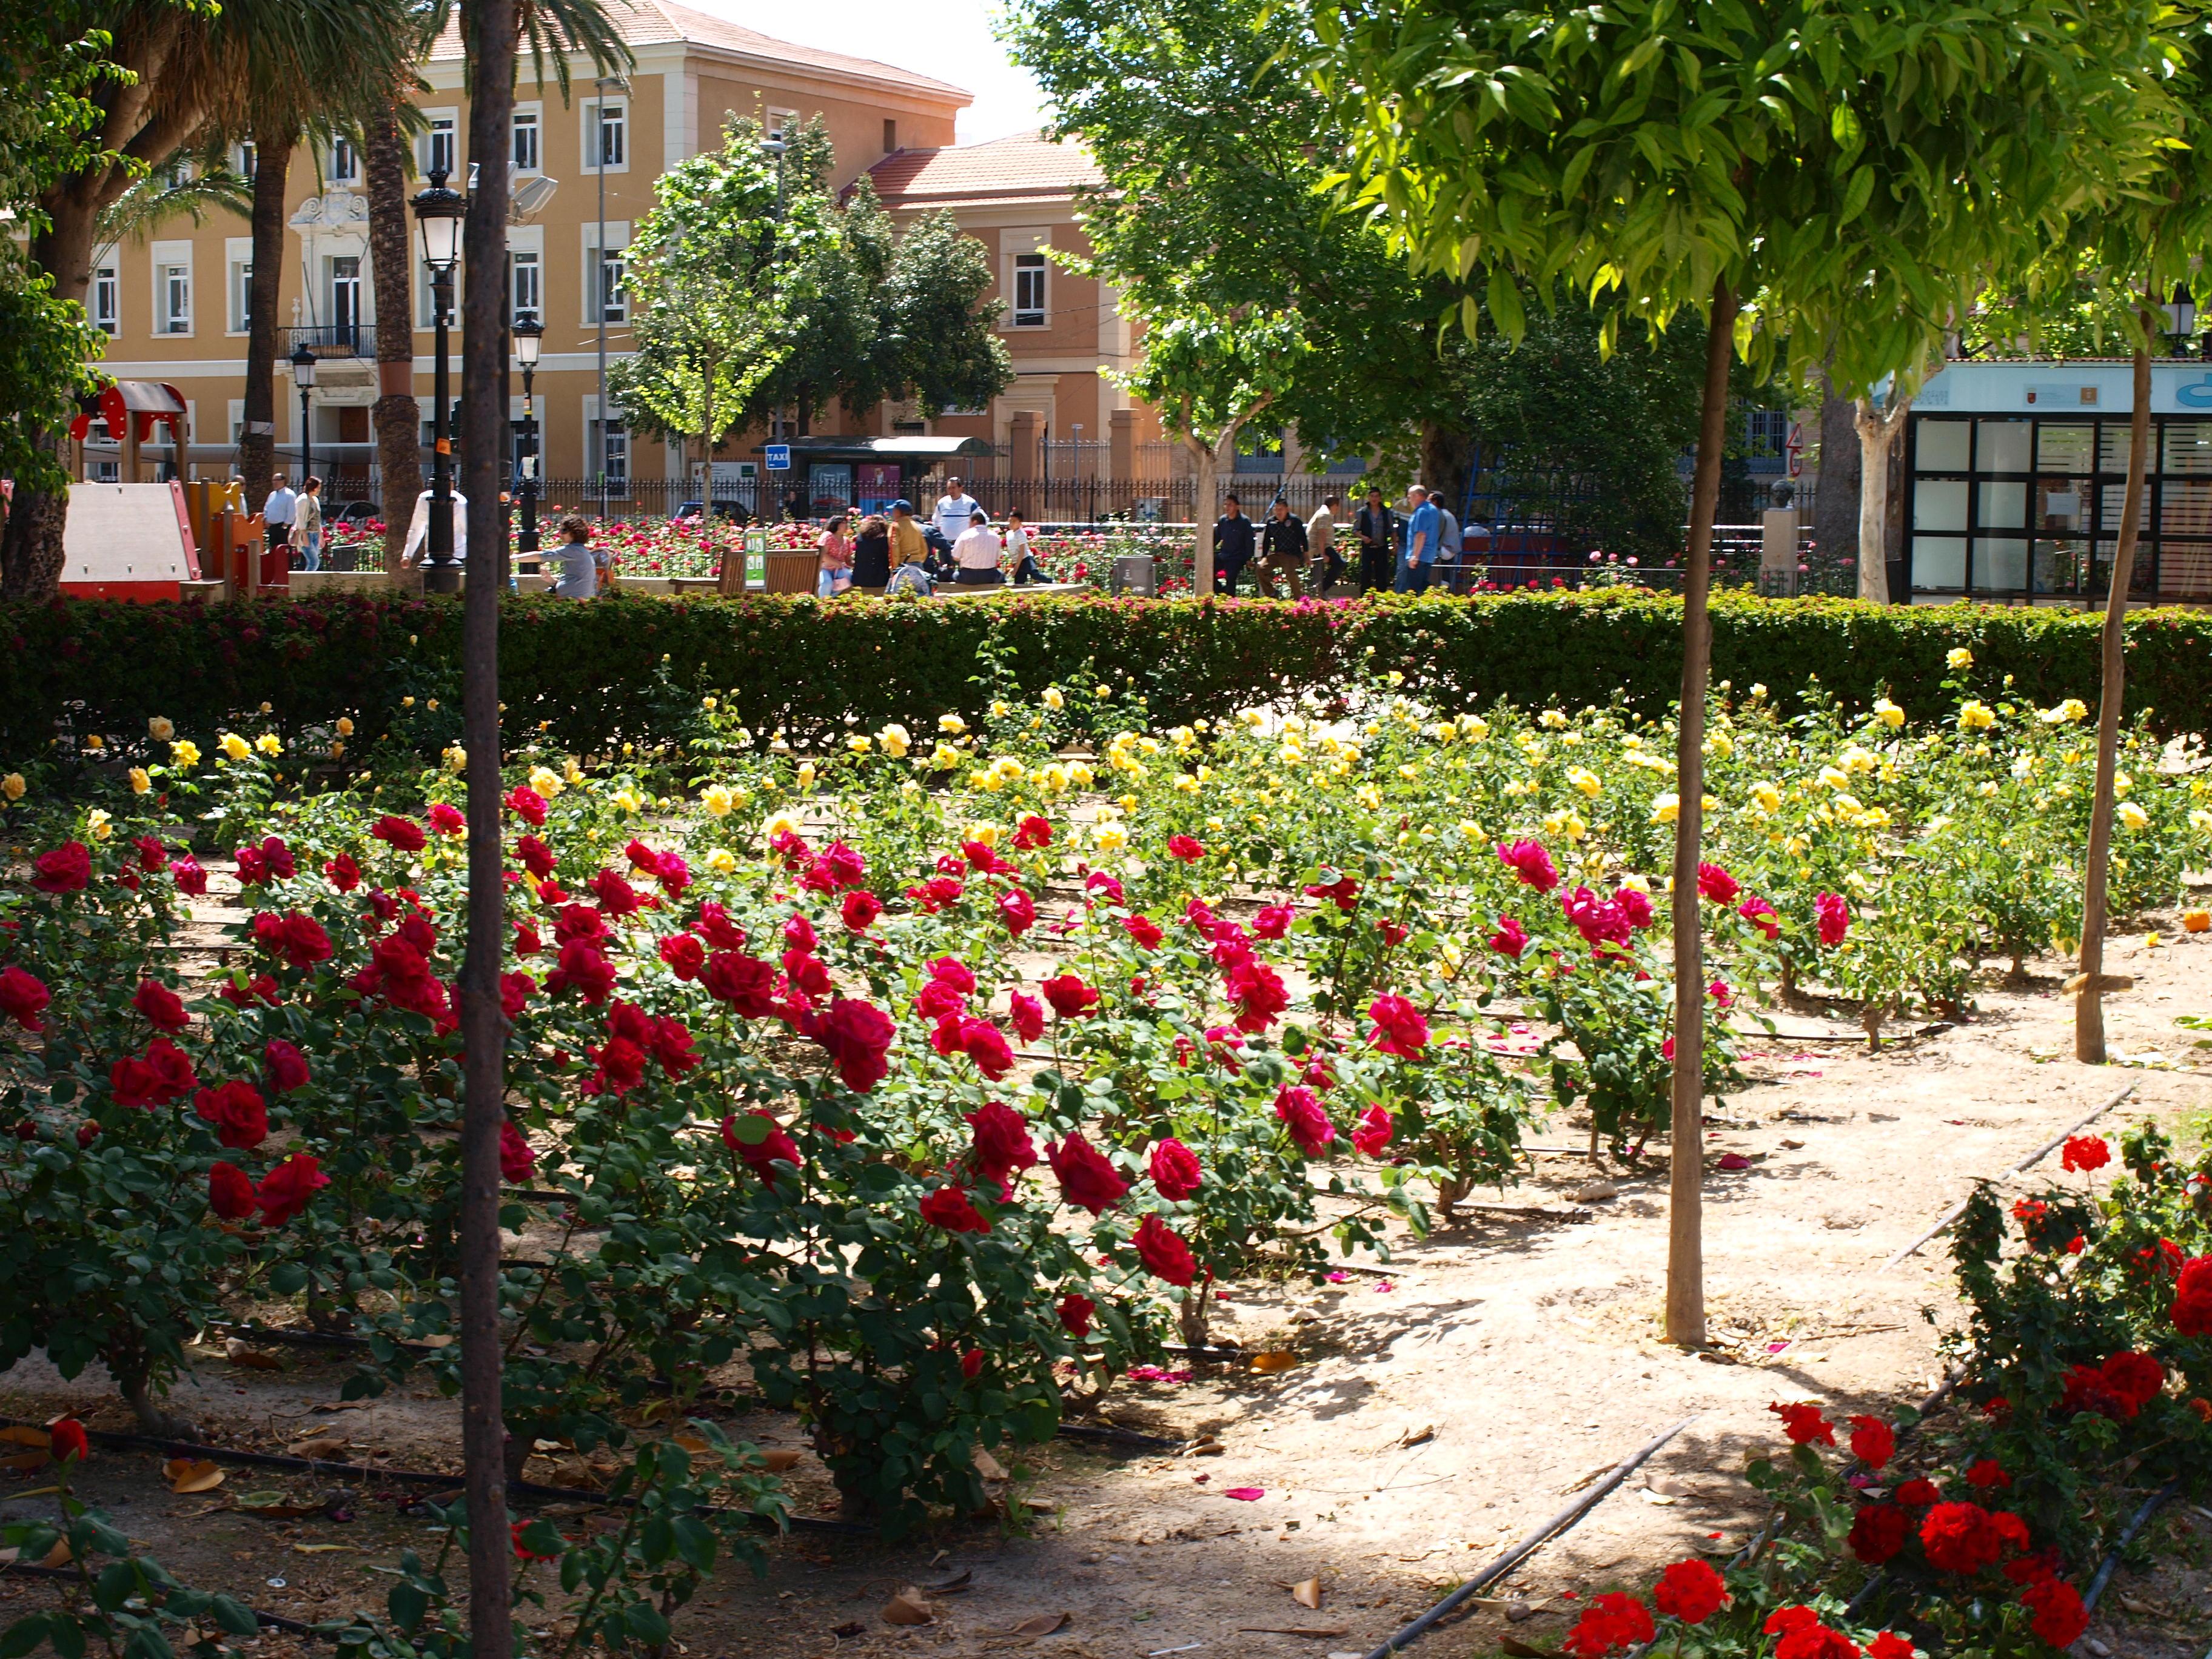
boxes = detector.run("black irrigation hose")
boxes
[0,1562,317,1636]
[1360,1415,1701,1658]
[2080,1479,2180,1613]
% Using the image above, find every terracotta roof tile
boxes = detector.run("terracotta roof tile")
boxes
[865,130,1101,207]
[432,0,968,101]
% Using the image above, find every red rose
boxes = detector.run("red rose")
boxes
[504,786,548,826]
[1737,895,1780,939]
[1224,960,1287,1032]
[920,1183,991,1233]
[209,1161,257,1220]
[546,940,617,1005]
[1167,834,1204,863]
[1496,839,1558,893]
[1048,1133,1130,1213]
[650,1016,697,1075]
[1042,973,1101,1019]
[1695,861,1740,903]
[967,1101,1037,1185]
[171,854,209,896]
[1122,914,1164,950]
[2060,1134,2110,1173]
[1920,1501,2004,1574]
[588,868,643,916]
[371,816,426,853]
[805,997,896,1093]
[1770,1401,1835,1446]
[658,933,705,980]
[1084,871,1124,905]
[722,1110,803,1187]
[1302,874,1360,911]
[1273,1085,1335,1156]
[0,967,52,1033]
[32,841,92,894]
[1652,1558,1727,1624]
[1562,1592,1655,1658]
[1848,1502,1909,1564]
[1815,891,1851,946]
[782,914,817,953]
[217,974,279,1008]
[1008,991,1045,1044]
[2020,1578,2086,1649]
[133,977,189,1032]
[1134,1213,1197,1285]
[1014,814,1053,850]
[427,802,465,836]
[1367,994,1430,1061]
[1253,903,1292,939]
[47,1418,89,1464]
[515,835,558,879]
[704,953,779,1017]
[591,1035,648,1094]
[2175,1256,2212,1335]
[1148,1137,1204,1200]
[997,887,1037,936]
[840,890,882,931]
[251,910,332,970]
[957,1017,1016,1081]
[133,836,169,873]
[500,1118,536,1183]
[1352,1104,1395,1159]
[1057,1292,1094,1337]
[959,1349,984,1379]
[1846,1414,1895,1470]
[781,948,833,998]
[498,973,537,1020]
[264,1039,310,1093]
[196,1080,269,1149]
[324,852,361,893]
[254,1153,329,1225]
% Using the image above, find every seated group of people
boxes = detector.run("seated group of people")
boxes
[816,477,1047,597]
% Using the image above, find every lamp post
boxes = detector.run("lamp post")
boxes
[289,343,318,488]
[513,309,543,560]
[2162,284,2198,357]
[412,165,466,593]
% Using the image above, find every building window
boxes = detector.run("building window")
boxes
[586,99,626,171]
[512,109,540,173]
[883,118,898,153]
[159,262,191,334]
[424,115,457,178]
[329,255,361,338]
[766,107,797,143]
[1742,409,1789,472]
[588,240,626,324]
[234,141,256,179]
[591,414,628,486]
[329,137,359,185]
[1012,252,1047,327]
[510,249,541,319]
[229,260,252,333]
[92,265,118,336]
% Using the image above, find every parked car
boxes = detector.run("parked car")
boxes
[674,499,754,526]
[330,500,381,527]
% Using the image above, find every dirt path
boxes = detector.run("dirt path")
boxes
[5,923,2210,1659]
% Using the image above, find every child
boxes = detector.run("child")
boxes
[552,515,598,598]
[884,537,935,597]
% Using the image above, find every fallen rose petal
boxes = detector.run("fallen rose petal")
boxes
[1224,1487,1265,1501]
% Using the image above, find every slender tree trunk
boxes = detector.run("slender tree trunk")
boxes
[1853,395,1912,604]
[2076,335,2151,1064]
[239,130,296,510]
[1812,376,1859,568]
[458,1,517,1651]
[366,101,423,573]
[1665,276,1738,1350]
[1188,433,1218,597]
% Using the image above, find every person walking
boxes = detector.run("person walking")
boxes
[1256,495,1308,598]
[1395,483,1440,594]
[552,515,598,598]
[262,477,297,550]
[933,475,981,547]
[1210,493,1256,594]
[1307,493,1342,592]
[1004,512,1045,584]
[401,489,471,570]
[817,512,854,597]
[850,512,892,589]
[1354,487,1397,594]
[953,510,1005,586]
[290,475,324,571]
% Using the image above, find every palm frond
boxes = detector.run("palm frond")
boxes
[98,163,252,244]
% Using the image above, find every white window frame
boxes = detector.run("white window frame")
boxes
[1011,251,1048,328]
[226,236,253,335]
[92,260,119,337]
[227,400,246,444]
[328,252,364,338]
[420,109,460,179]
[511,103,542,174]
[582,96,628,174]
[765,107,798,143]
[583,394,629,488]
[509,247,542,321]
[233,141,256,181]
[327,136,360,186]
[152,240,192,337]
[583,221,629,327]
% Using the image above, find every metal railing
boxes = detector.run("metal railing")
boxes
[285,323,364,358]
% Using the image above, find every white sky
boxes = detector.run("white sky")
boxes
[685,0,1053,146]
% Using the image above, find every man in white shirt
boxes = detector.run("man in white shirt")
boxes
[262,480,297,541]
[401,489,471,569]
[1307,494,1342,592]
[951,510,1004,586]
[933,477,981,546]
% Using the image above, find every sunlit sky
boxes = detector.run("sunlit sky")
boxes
[685,0,1054,145]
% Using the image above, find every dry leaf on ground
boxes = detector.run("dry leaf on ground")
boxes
[757,1449,803,1472]
[1008,1611,1071,1636]
[1291,1578,1325,1609]
[881,1590,933,1626]
[163,1458,226,1493]
[1250,1350,1299,1373]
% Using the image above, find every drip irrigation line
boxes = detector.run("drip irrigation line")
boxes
[0,1563,317,1635]
[1359,1414,1700,1658]
[2081,1479,2180,1612]
[1053,1421,1184,1450]
[0,1418,867,1537]
[1877,1083,2136,1272]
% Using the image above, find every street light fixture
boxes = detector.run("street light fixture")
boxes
[412,166,466,593]
[289,342,318,488]
[513,309,543,562]
[2163,284,2198,357]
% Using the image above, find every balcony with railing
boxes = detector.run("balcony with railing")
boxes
[285,323,364,358]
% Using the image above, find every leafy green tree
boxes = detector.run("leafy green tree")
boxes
[1306,0,2177,1344]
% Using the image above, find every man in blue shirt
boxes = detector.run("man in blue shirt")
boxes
[1396,485,1441,594]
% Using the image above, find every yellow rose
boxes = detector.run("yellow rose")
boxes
[1459,715,1489,739]
[86,808,112,841]
[85,734,104,751]
[335,717,355,737]
[1068,762,1096,788]
[706,847,738,874]
[1096,685,1114,699]
[1872,699,1905,729]
[170,740,200,769]
[992,757,1025,783]
[1,773,24,801]
[879,723,911,757]
[930,743,962,772]
[255,733,283,757]
[529,766,564,799]
[1093,822,1128,853]
[966,822,1001,848]
[971,769,1002,793]
[1567,766,1601,798]
[848,734,873,754]
[1043,686,1065,711]
[127,767,151,794]
[763,812,800,841]
[702,784,735,818]
[1175,773,1200,794]
[443,745,468,773]
[330,742,345,760]
[991,699,1011,719]
[1957,701,1996,731]
[701,695,719,711]
[2037,698,2086,725]
[147,716,175,742]
[401,696,416,708]
[1749,781,1781,816]
[2190,807,2212,834]
[611,788,643,814]
[1703,731,1734,759]
[1651,793,1680,824]
[218,732,250,761]
[797,761,817,791]
[1540,709,1568,729]
[1042,763,1070,793]
[1356,784,1382,810]
[2118,802,2150,832]
[939,712,967,734]
[426,699,440,712]
[564,757,584,784]
[1947,648,1973,669]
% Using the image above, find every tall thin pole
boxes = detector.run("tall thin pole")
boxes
[594,77,620,524]
[299,382,313,488]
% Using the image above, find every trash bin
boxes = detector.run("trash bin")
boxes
[1110,554,1157,597]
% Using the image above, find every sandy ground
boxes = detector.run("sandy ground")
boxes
[5,921,2211,1659]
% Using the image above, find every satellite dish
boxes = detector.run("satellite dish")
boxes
[510,172,559,222]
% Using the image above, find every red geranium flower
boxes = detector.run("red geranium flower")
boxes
[1770,1401,1835,1446]
[1920,1501,2005,1574]
[1848,1502,1909,1564]
[1846,1414,1895,1470]
[1652,1559,1726,1624]
[2020,1578,2087,1649]
[1562,1592,1656,1657]
[1892,1478,1940,1507]
[2060,1134,2110,1172]
[1868,1634,1915,1659]
[1965,1459,2011,1490]
[2175,1256,2212,1335]
[1134,1213,1197,1285]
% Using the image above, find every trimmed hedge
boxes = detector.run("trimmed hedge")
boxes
[4,588,2208,760]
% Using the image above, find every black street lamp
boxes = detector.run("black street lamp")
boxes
[2162,284,2199,357]
[412,165,466,593]
[513,309,543,560]
[289,342,318,488]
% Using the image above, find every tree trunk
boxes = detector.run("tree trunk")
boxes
[458,1,517,1651]
[1853,395,1912,604]
[238,129,295,510]
[1188,434,1218,597]
[1812,378,1859,567]
[0,203,104,598]
[366,101,423,573]
[1419,420,1470,521]
[2076,335,2151,1065]
[1664,276,1738,1351]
